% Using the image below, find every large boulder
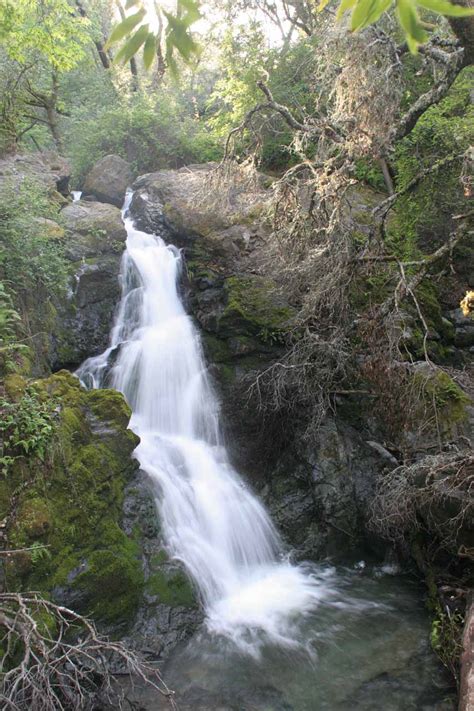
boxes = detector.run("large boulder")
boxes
[83,154,133,207]
[51,200,127,368]
[0,151,70,196]
[130,163,272,258]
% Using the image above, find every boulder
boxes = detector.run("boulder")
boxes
[0,151,70,196]
[83,154,133,207]
[50,201,127,368]
[450,308,474,348]
[130,164,271,259]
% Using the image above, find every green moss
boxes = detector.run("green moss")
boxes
[202,333,232,363]
[15,498,52,539]
[86,387,133,430]
[4,374,27,401]
[393,67,473,254]
[221,275,292,341]
[417,370,470,425]
[73,540,144,623]
[2,372,142,627]
[146,568,196,608]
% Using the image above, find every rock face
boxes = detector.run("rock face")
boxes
[83,154,133,207]
[128,164,474,565]
[51,200,127,369]
[128,167,378,557]
[0,151,71,196]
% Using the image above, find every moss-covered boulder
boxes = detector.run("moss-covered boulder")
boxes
[1,371,142,628]
[0,370,201,650]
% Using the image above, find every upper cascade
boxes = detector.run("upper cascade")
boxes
[77,192,326,652]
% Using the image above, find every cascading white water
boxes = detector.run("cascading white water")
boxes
[77,193,326,652]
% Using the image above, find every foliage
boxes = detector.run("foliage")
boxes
[460,290,474,317]
[392,67,474,247]
[68,93,220,182]
[328,0,474,52]
[208,30,317,168]
[106,0,202,75]
[0,283,26,372]
[0,0,90,70]
[0,178,68,297]
[0,388,57,476]
[430,606,464,681]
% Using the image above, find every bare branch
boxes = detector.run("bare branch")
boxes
[0,593,176,710]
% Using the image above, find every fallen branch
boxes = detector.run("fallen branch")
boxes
[0,592,176,710]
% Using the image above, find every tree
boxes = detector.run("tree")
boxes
[0,0,91,151]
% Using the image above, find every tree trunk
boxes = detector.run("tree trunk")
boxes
[46,105,62,152]
[449,0,474,65]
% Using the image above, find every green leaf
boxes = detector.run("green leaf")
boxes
[318,0,331,10]
[163,10,199,61]
[125,0,141,8]
[416,0,474,15]
[351,0,392,29]
[115,24,149,64]
[106,8,146,49]
[336,0,358,20]
[397,0,428,51]
[143,31,157,69]
[179,0,202,22]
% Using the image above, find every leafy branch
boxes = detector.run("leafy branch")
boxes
[106,0,201,76]
[324,0,474,54]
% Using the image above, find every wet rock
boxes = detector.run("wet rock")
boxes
[50,201,127,369]
[83,154,133,207]
[122,470,202,658]
[450,308,474,347]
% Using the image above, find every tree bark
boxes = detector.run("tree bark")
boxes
[449,0,474,66]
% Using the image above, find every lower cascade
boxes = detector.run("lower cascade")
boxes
[77,193,324,652]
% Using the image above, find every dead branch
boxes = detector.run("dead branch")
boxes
[370,452,474,552]
[0,592,176,711]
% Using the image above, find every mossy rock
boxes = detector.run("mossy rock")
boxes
[73,539,144,623]
[413,367,471,437]
[3,372,142,627]
[145,548,196,608]
[219,275,293,342]
[15,498,52,539]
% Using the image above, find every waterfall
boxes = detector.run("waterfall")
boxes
[77,193,325,653]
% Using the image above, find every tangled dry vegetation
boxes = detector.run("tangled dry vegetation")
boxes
[370,452,474,554]
[208,21,472,449]
[0,592,176,711]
